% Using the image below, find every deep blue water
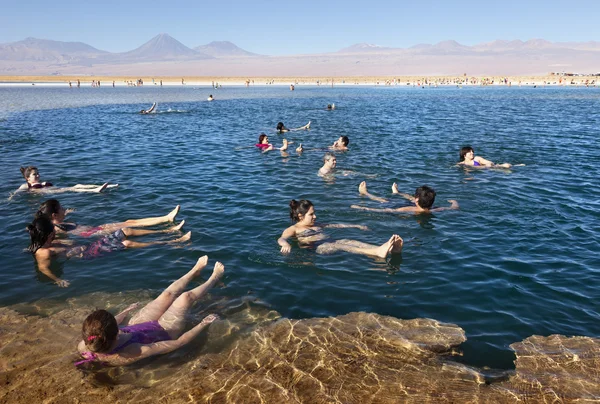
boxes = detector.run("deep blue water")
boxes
[1,85,598,370]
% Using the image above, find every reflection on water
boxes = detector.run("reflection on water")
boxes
[1,294,598,403]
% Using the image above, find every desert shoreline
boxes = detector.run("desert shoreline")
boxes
[0,74,597,87]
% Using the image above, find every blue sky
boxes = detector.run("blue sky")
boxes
[1,0,599,55]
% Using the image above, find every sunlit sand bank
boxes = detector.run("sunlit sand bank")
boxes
[1,291,598,403]
[0,74,596,87]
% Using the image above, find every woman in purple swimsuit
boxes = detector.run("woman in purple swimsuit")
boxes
[37,199,184,238]
[12,166,118,197]
[76,256,222,366]
[26,216,191,287]
[458,146,512,168]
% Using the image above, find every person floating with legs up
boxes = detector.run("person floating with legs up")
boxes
[76,256,223,366]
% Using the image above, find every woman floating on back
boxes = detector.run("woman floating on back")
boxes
[12,166,117,198]
[458,146,513,169]
[76,255,222,366]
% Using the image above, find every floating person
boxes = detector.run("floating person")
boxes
[207,95,214,101]
[326,103,336,110]
[255,133,288,152]
[351,181,459,214]
[26,216,191,287]
[76,255,222,366]
[458,146,513,168]
[140,102,157,114]
[36,199,183,238]
[278,199,403,258]
[318,152,337,176]
[290,84,295,91]
[276,121,311,133]
[12,166,117,197]
[331,136,349,151]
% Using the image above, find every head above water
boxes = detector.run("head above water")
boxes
[339,136,349,146]
[276,122,285,131]
[26,216,55,254]
[460,146,475,161]
[82,309,119,353]
[258,133,269,144]
[20,166,39,183]
[289,199,314,222]
[414,186,436,209]
[36,199,64,222]
[323,152,336,163]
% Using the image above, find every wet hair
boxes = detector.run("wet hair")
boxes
[26,216,55,254]
[289,199,313,222]
[340,136,349,146]
[276,122,285,131]
[323,152,336,163]
[459,146,474,161]
[20,166,38,181]
[258,133,268,143]
[82,309,119,353]
[36,199,61,219]
[327,104,332,109]
[414,186,436,209]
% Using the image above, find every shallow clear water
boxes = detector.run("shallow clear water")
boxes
[1,84,598,370]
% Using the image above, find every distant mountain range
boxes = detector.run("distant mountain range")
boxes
[1,34,599,76]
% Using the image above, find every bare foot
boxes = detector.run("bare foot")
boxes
[374,235,396,258]
[391,182,399,194]
[94,183,109,193]
[391,234,403,253]
[190,255,208,276]
[172,231,191,243]
[306,121,311,130]
[167,205,181,222]
[358,181,368,195]
[211,261,225,281]
[107,184,119,189]
[171,220,185,231]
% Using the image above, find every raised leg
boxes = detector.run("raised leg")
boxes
[121,221,184,237]
[316,235,402,258]
[158,262,225,338]
[121,231,191,249]
[359,181,388,203]
[128,256,208,324]
[122,205,180,227]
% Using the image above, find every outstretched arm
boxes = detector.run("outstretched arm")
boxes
[278,226,296,254]
[431,199,460,212]
[36,250,70,287]
[474,156,494,167]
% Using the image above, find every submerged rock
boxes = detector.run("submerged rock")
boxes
[0,296,598,403]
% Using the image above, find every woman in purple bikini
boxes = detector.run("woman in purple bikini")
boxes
[26,216,191,287]
[13,166,118,197]
[458,146,512,168]
[76,256,222,366]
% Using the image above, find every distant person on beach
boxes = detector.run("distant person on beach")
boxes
[26,216,191,287]
[331,136,349,151]
[351,181,459,214]
[207,95,214,101]
[458,146,512,168]
[76,255,221,366]
[36,199,184,238]
[255,133,288,152]
[278,199,403,258]
[140,102,157,114]
[276,121,311,133]
[12,166,117,198]
[318,153,337,176]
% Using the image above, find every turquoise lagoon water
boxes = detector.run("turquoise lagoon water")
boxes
[0,84,598,370]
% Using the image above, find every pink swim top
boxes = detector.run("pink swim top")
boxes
[256,143,271,149]
[78,226,105,238]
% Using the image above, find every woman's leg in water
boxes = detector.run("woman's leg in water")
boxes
[358,181,388,203]
[128,256,209,324]
[121,221,184,238]
[121,231,190,248]
[101,205,181,232]
[158,261,225,339]
[316,234,403,258]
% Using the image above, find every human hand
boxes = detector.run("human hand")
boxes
[280,245,291,254]
[65,208,76,215]
[56,279,70,288]
[296,143,303,153]
[350,205,365,210]
[448,199,459,208]
[358,225,369,231]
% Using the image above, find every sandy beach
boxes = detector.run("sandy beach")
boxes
[0,74,596,87]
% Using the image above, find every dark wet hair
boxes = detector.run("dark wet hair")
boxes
[258,133,268,143]
[36,199,61,219]
[20,166,38,181]
[327,104,332,109]
[82,309,119,353]
[323,152,336,163]
[26,216,55,254]
[340,136,349,146]
[414,186,436,209]
[459,146,474,162]
[289,199,313,222]
[276,122,285,131]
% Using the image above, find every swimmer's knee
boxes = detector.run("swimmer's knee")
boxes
[121,227,132,237]
[122,240,132,248]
